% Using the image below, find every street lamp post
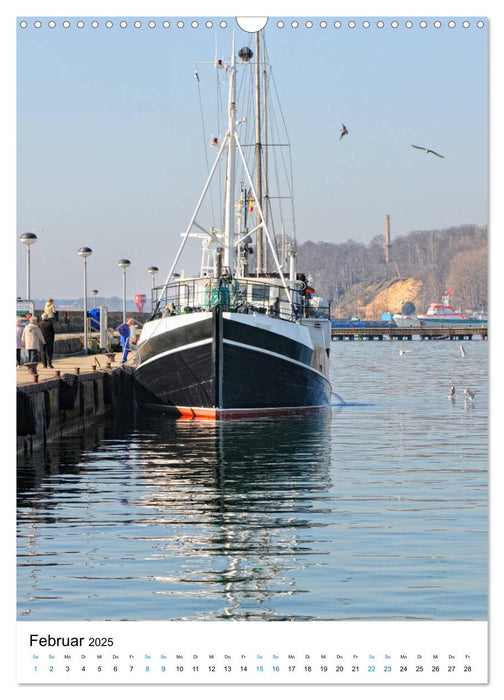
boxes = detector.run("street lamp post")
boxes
[20,232,38,299]
[91,289,99,307]
[148,266,159,312]
[148,266,159,290]
[118,259,131,323]
[78,247,92,355]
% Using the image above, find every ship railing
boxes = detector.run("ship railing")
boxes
[150,277,330,321]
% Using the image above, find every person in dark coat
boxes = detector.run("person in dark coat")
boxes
[39,312,55,368]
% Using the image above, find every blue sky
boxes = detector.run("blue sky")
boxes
[13,6,489,301]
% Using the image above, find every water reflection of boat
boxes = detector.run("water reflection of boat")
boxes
[17,408,335,620]
[130,412,333,620]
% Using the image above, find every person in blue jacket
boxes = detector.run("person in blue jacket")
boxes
[116,318,135,364]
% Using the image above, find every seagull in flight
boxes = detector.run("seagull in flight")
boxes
[340,123,348,140]
[459,344,466,358]
[411,144,445,158]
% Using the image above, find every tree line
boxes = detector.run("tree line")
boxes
[296,224,488,313]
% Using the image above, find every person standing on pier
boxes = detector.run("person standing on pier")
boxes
[16,317,24,366]
[44,297,57,320]
[21,316,46,365]
[39,312,55,368]
[116,318,135,364]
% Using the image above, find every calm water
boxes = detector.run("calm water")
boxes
[17,341,488,621]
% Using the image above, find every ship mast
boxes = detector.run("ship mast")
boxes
[255,31,264,274]
[261,30,269,273]
[223,36,237,273]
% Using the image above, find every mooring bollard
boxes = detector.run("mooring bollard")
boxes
[33,374,39,384]
[74,367,80,375]
[54,370,61,378]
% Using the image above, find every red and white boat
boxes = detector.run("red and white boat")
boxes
[416,290,487,327]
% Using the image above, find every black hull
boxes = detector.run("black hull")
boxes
[134,307,331,415]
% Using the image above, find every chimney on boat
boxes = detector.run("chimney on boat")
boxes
[385,214,391,265]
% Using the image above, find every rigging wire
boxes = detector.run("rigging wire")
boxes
[263,41,298,249]
[195,62,217,227]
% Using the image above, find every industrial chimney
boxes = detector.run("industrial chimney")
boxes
[385,214,391,264]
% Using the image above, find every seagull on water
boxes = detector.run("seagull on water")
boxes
[399,347,411,355]
[463,388,475,401]
[411,144,445,158]
[340,123,348,140]
[448,384,456,400]
[459,344,466,357]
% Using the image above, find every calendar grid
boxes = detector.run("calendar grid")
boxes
[17,621,488,684]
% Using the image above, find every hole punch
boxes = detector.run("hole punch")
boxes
[236,17,268,33]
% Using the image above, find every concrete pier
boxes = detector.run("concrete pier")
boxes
[16,349,136,452]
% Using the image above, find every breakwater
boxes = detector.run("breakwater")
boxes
[17,364,136,453]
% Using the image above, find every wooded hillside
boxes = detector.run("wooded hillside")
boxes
[296,224,487,319]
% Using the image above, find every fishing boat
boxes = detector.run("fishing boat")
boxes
[133,34,332,418]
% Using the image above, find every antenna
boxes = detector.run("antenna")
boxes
[385,214,391,265]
